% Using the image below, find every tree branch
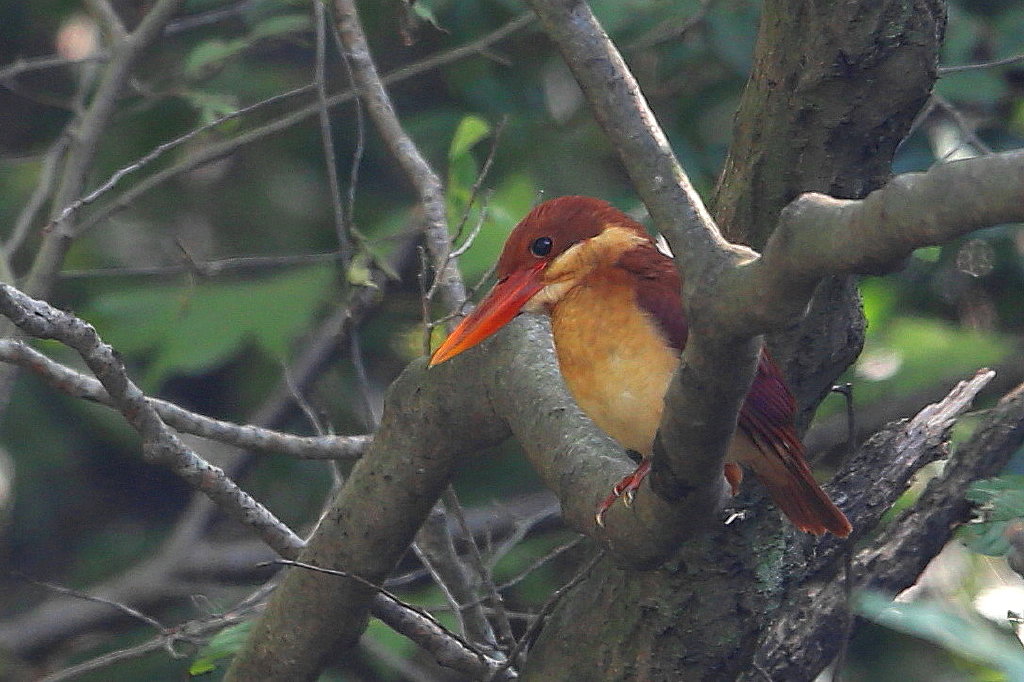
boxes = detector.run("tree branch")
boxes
[0,339,370,459]
[724,150,1024,337]
[22,0,185,300]
[750,375,1024,681]
[0,284,304,557]
[332,0,466,315]
[225,310,733,679]
[522,0,759,526]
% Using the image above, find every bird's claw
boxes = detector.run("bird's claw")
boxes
[593,459,651,527]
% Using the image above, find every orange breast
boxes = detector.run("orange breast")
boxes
[549,271,680,456]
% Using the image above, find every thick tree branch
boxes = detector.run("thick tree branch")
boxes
[725,150,1024,337]
[226,313,730,679]
[750,376,1024,681]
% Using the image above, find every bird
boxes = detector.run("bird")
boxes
[429,196,851,537]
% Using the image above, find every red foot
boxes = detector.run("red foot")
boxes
[595,459,651,526]
[724,462,743,496]
[595,461,745,527]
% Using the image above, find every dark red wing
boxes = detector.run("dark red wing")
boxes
[616,244,688,351]
[619,245,850,536]
[738,353,802,455]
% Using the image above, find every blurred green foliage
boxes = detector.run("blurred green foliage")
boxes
[0,0,1022,680]
[855,590,1024,680]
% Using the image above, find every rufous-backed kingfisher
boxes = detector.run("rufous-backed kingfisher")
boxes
[429,196,851,537]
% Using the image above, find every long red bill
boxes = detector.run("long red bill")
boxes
[429,263,546,366]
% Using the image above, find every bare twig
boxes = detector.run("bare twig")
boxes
[0,53,109,83]
[314,0,352,261]
[23,0,186,300]
[625,0,715,52]
[0,283,306,557]
[940,52,1024,74]
[333,0,467,316]
[265,559,513,679]
[0,338,371,459]
[411,511,481,644]
[443,487,516,650]
[496,535,585,594]
[38,587,265,682]
[47,82,317,232]
[74,14,535,237]
[17,575,166,634]
[6,133,70,262]
[59,250,343,280]
[84,0,127,41]
[929,93,993,157]
[491,549,605,678]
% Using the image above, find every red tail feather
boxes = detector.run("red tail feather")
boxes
[743,441,852,537]
[737,353,851,537]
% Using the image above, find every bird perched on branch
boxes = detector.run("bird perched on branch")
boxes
[430,196,851,537]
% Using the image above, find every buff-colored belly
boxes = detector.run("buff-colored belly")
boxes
[550,281,679,456]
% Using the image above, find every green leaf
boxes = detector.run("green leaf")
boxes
[958,474,1024,556]
[250,13,311,41]
[448,115,491,161]
[184,38,250,78]
[854,590,1024,678]
[85,265,335,389]
[189,620,252,676]
[183,90,242,126]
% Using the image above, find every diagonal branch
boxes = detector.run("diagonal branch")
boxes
[0,283,305,557]
[727,150,1024,337]
[22,0,185,300]
[750,375,1024,681]
[332,0,466,315]
[0,339,371,459]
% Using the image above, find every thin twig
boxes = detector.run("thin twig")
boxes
[411,530,473,641]
[0,284,306,558]
[625,0,715,52]
[930,92,993,156]
[38,589,263,682]
[73,14,535,237]
[490,550,606,679]
[47,82,317,231]
[333,0,467,316]
[16,574,166,634]
[329,3,367,245]
[59,250,343,280]
[443,487,516,650]
[450,117,506,245]
[0,53,109,83]
[263,558,511,676]
[0,338,371,459]
[496,535,585,594]
[85,0,128,40]
[23,0,187,301]
[6,133,70,261]
[314,0,352,262]
[939,52,1024,74]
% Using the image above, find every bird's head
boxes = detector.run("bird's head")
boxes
[429,196,651,366]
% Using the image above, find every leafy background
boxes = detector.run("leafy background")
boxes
[1,0,1023,679]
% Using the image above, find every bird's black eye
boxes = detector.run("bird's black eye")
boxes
[530,236,553,257]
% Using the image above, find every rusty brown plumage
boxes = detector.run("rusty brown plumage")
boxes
[431,196,851,537]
